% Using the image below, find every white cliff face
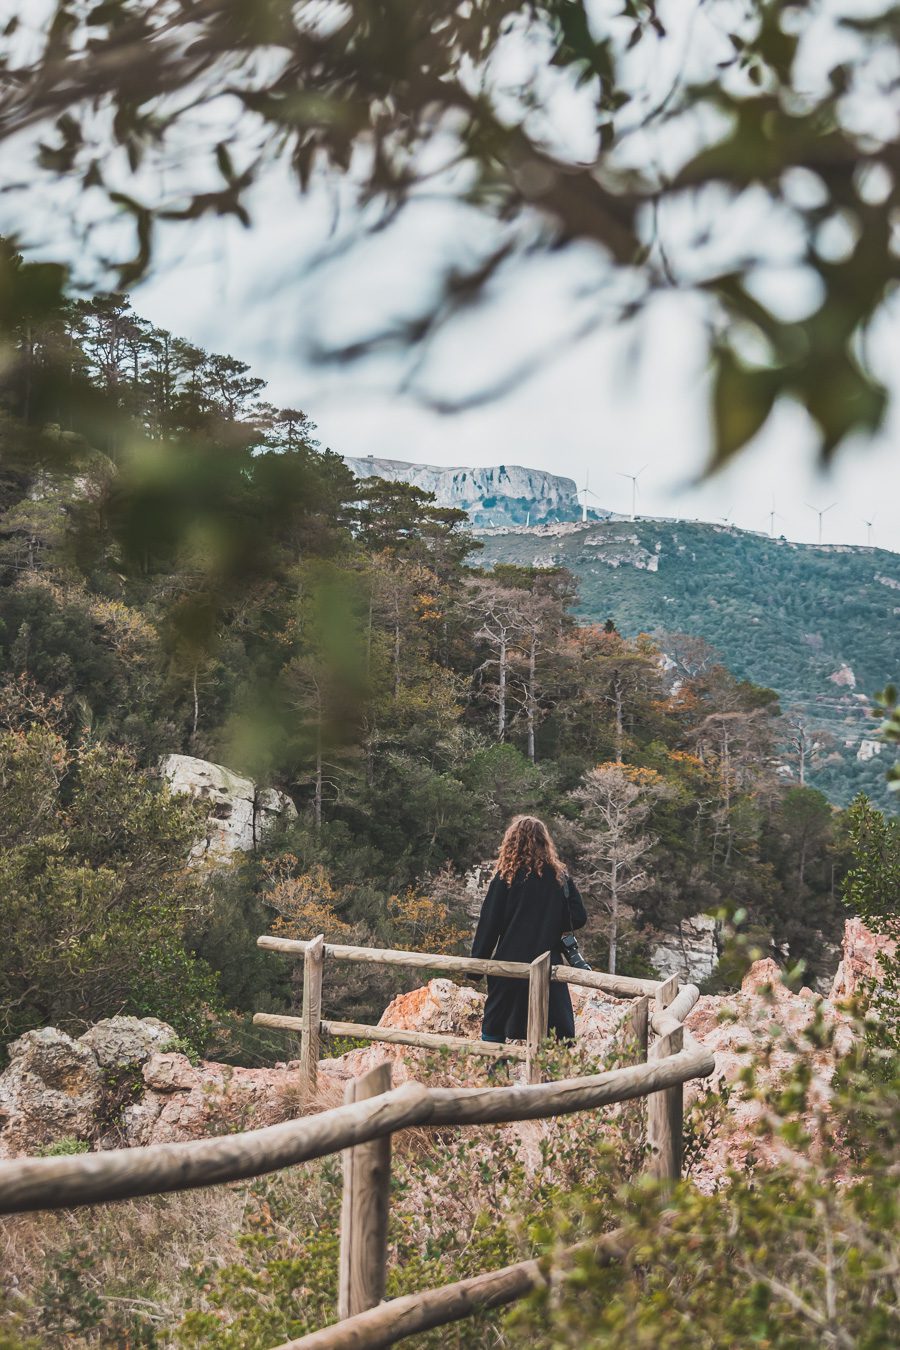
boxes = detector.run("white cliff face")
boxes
[650,915,720,984]
[343,456,588,526]
[161,754,297,862]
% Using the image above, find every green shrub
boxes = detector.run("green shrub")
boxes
[0,730,220,1055]
[35,1137,89,1158]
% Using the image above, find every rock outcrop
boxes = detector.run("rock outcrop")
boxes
[0,1015,311,1157]
[828,664,857,689]
[682,959,849,1190]
[0,1029,105,1158]
[650,915,719,984]
[124,1055,306,1146]
[830,915,896,1000]
[0,1018,177,1158]
[343,456,589,527]
[161,754,297,861]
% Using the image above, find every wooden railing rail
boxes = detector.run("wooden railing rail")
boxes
[256,935,660,998]
[274,1229,629,1350]
[0,1045,713,1215]
[0,930,716,1350]
[255,933,666,1094]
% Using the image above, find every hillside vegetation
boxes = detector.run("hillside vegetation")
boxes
[476,521,898,807]
[1,264,887,1064]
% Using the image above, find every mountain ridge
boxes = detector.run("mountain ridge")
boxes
[343,455,590,526]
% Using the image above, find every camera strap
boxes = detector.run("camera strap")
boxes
[562,874,574,935]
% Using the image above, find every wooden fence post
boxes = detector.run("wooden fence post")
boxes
[624,994,650,1063]
[300,934,325,1100]
[526,951,551,1085]
[656,973,679,1008]
[646,975,683,1184]
[338,1062,393,1320]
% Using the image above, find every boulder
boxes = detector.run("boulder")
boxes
[831,916,896,1000]
[143,1051,200,1092]
[80,1016,176,1071]
[161,754,297,862]
[684,957,848,1191]
[650,914,719,984]
[142,1063,306,1144]
[381,978,485,1038]
[0,1028,103,1158]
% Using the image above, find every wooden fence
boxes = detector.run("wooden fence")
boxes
[253,933,665,1089]
[0,936,713,1350]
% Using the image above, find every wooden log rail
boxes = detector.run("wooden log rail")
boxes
[256,934,660,998]
[254,934,669,1092]
[276,1229,629,1350]
[0,1044,713,1215]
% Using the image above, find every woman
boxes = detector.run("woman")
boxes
[472,815,587,1045]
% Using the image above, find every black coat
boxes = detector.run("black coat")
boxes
[471,867,587,1042]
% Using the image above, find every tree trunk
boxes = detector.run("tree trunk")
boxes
[608,861,619,975]
[22,321,33,423]
[498,632,507,741]
[191,663,200,737]
[314,686,323,830]
[526,635,537,762]
[365,723,376,789]
[614,678,624,764]
[393,620,401,701]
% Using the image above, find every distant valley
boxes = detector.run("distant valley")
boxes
[475,519,898,807]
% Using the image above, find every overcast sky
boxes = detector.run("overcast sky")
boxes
[6,0,899,553]
[131,185,900,553]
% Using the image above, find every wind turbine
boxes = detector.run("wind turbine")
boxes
[806,501,837,546]
[578,471,591,524]
[717,505,734,526]
[617,464,647,522]
[578,470,606,524]
[768,496,785,538]
[862,515,876,547]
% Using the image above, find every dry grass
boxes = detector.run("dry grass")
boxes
[0,1034,641,1347]
[0,1162,344,1348]
[2,1185,249,1342]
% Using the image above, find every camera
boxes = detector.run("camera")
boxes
[560,932,592,971]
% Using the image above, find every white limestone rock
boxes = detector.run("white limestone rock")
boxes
[161,754,297,862]
[343,456,586,526]
[80,1016,176,1071]
[650,914,720,984]
[0,1028,103,1158]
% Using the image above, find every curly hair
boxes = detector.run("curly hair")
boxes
[496,815,567,886]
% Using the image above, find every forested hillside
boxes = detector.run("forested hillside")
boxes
[0,261,871,1064]
[476,522,898,807]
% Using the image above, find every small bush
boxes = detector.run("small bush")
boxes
[36,1137,89,1158]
